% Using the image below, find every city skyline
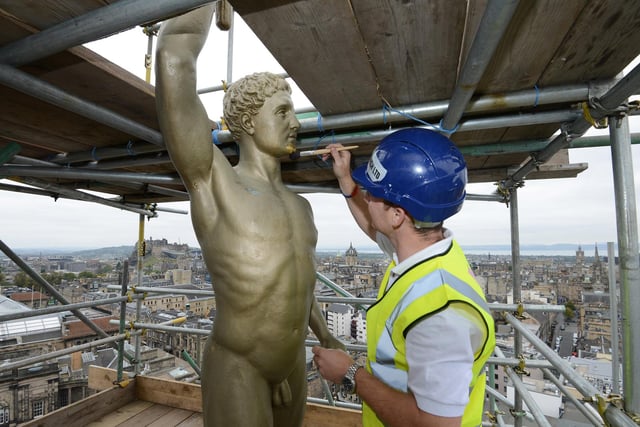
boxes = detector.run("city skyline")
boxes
[1,19,639,252]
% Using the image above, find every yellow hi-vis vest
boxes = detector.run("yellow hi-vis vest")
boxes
[363,240,495,427]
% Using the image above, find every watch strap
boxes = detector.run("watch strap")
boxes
[343,362,362,394]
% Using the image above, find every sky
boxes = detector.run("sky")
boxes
[1,13,639,252]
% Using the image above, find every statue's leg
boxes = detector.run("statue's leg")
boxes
[273,346,307,427]
[201,336,272,426]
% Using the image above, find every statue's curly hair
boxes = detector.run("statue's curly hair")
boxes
[223,72,291,140]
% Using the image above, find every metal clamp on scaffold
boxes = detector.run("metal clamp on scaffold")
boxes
[513,355,530,377]
[513,301,526,320]
[529,152,543,171]
[509,409,527,419]
[484,410,497,424]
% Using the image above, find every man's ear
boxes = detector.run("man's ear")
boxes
[240,113,254,136]
[391,206,407,228]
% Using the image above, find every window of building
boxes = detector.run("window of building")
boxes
[59,392,68,407]
[0,406,9,426]
[32,400,44,418]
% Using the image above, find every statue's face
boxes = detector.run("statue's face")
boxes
[251,90,300,155]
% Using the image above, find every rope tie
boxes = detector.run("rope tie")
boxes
[438,119,460,136]
[316,112,325,132]
[381,103,460,136]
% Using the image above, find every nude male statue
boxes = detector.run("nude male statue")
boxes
[155,4,344,426]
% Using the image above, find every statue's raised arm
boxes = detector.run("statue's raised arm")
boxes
[155,4,221,190]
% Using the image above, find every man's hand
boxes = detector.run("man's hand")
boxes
[322,144,352,181]
[312,346,354,384]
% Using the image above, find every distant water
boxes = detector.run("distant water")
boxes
[319,243,617,258]
[464,249,580,257]
[461,243,616,257]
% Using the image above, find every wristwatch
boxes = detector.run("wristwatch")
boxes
[342,363,362,394]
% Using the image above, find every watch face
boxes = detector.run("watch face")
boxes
[342,363,360,394]
[342,376,355,394]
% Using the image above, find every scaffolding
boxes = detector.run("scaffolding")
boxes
[1,0,640,425]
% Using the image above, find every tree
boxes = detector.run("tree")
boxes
[78,271,95,279]
[62,272,78,281]
[97,265,113,275]
[13,272,35,288]
[565,300,576,321]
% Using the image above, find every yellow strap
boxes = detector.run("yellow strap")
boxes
[582,101,608,129]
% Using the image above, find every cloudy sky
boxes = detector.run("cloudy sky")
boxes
[1,14,639,252]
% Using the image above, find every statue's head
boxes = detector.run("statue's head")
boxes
[223,72,292,140]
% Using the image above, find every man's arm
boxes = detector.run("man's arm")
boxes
[155,4,218,188]
[311,346,461,427]
[353,365,462,427]
[323,145,376,240]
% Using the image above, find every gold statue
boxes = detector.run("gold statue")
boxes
[155,4,344,426]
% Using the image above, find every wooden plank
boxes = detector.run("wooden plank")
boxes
[352,0,468,106]
[240,0,380,115]
[0,1,118,32]
[136,375,203,413]
[303,403,362,427]
[541,0,640,85]
[88,366,130,391]
[230,0,306,15]
[478,0,585,93]
[114,403,174,427]
[0,8,34,45]
[147,407,196,427]
[85,400,155,427]
[175,413,204,427]
[22,46,159,130]
[21,384,136,427]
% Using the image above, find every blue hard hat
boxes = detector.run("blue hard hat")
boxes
[352,128,467,223]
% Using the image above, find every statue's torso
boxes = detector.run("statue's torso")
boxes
[193,175,318,381]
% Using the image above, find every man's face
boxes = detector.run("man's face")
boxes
[252,90,300,155]
[364,191,394,234]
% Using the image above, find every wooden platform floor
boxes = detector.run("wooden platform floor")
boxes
[86,400,202,427]
[21,367,362,427]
